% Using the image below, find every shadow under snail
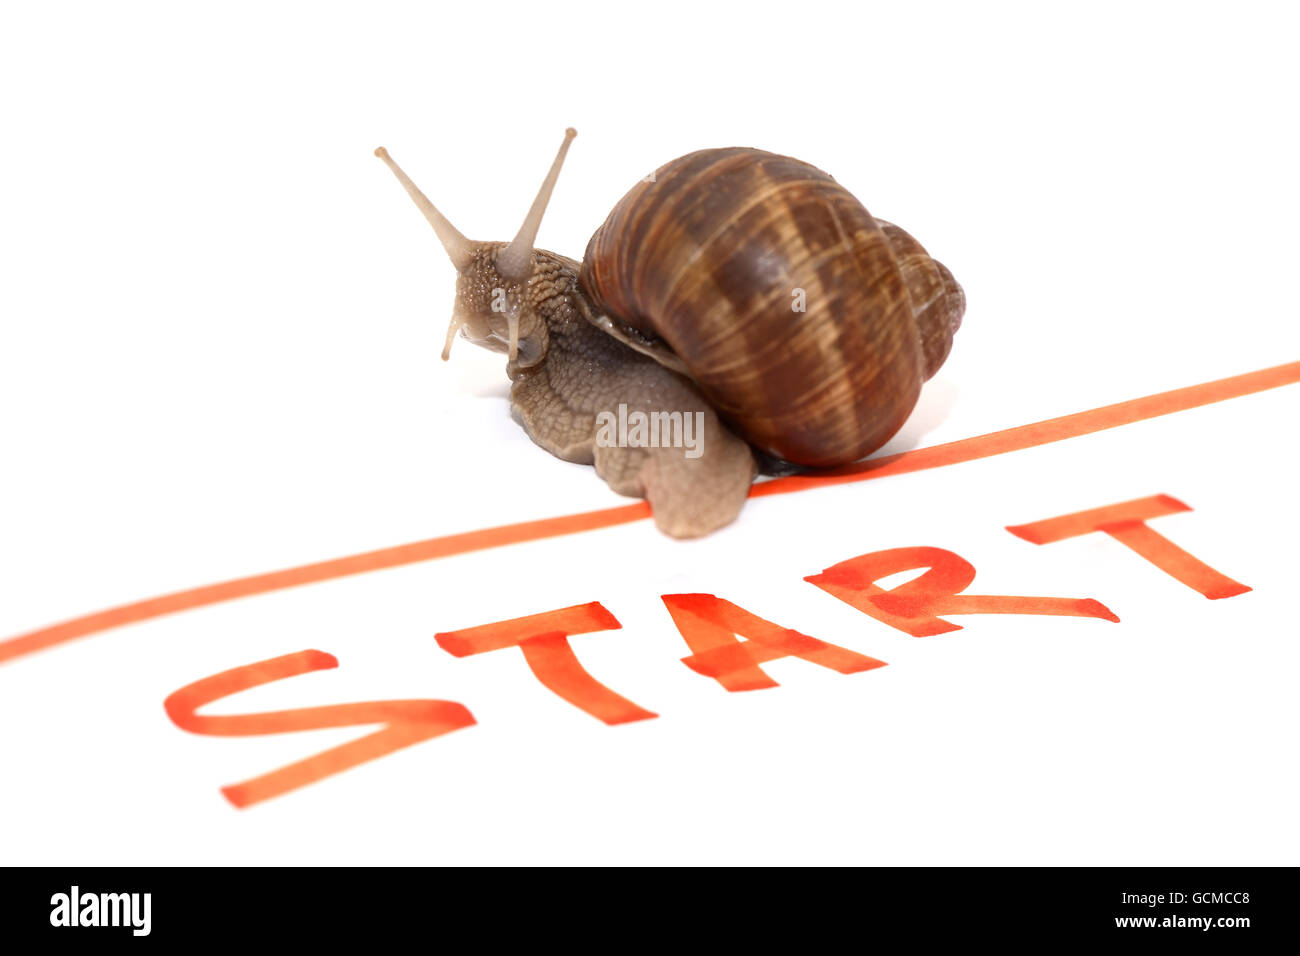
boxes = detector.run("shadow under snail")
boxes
[375,129,964,538]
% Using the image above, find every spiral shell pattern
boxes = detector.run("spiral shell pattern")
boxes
[580,148,963,466]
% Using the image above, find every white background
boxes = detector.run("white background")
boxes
[1,1,1297,864]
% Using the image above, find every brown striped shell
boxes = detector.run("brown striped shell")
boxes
[579,148,964,467]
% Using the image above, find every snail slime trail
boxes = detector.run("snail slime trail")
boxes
[377,131,964,538]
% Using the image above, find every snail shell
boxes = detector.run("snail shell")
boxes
[579,148,964,467]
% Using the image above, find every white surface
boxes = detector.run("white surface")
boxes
[0,1,1297,864]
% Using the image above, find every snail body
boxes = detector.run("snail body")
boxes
[376,131,963,537]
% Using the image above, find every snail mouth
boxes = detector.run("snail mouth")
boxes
[478,315,516,354]
[456,312,542,366]
[454,312,495,348]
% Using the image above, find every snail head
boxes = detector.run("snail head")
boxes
[374,129,577,369]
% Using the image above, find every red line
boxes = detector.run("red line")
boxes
[2,360,1297,667]
[751,361,1300,495]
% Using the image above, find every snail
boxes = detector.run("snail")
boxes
[375,130,963,538]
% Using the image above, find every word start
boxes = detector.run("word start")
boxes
[164,493,1249,808]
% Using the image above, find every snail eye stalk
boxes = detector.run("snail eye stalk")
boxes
[495,128,577,282]
[373,146,474,271]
